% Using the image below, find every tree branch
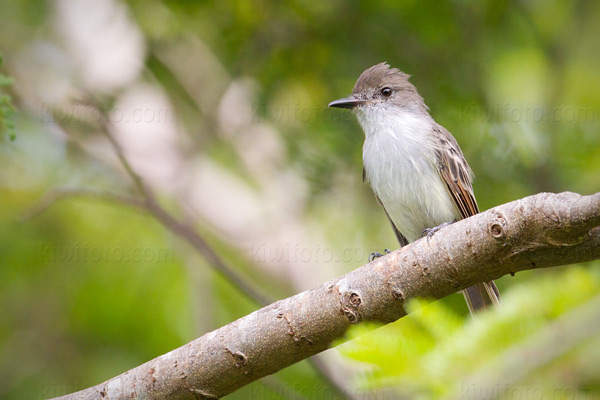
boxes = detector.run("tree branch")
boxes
[48,191,600,400]
[52,100,274,307]
[43,102,349,397]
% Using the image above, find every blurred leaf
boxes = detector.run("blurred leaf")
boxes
[340,267,600,399]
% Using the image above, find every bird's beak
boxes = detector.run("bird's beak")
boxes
[328,97,366,109]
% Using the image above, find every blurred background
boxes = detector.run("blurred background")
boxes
[1,0,599,399]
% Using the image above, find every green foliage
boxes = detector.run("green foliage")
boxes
[0,52,16,141]
[1,1,599,399]
[341,267,600,399]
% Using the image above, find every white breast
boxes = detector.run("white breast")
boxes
[356,106,460,243]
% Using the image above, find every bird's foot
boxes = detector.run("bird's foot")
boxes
[369,249,391,262]
[422,221,454,242]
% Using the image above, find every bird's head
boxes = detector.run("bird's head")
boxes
[328,62,428,118]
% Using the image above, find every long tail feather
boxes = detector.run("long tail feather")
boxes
[462,281,500,315]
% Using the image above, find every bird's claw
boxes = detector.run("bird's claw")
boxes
[369,248,391,262]
[422,221,454,242]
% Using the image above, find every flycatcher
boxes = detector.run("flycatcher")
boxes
[329,62,499,314]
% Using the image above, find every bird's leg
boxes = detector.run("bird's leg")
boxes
[422,221,454,241]
[369,248,391,262]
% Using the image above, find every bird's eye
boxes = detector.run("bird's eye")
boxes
[381,87,392,97]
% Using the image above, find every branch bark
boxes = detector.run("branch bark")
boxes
[45,100,348,397]
[50,191,600,400]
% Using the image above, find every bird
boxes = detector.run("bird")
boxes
[328,62,499,314]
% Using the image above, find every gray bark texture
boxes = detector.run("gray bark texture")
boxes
[50,191,600,400]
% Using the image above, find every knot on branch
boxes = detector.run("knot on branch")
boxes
[340,291,363,323]
[386,277,405,302]
[225,347,249,371]
[277,311,313,345]
[489,211,508,241]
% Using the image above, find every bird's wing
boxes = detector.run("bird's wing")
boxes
[381,200,409,247]
[433,125,479,218]
[363,167,409,247]
[433,126,500,314]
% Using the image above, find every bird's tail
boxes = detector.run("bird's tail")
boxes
[462,281,500,315]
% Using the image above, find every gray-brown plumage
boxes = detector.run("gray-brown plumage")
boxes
[330,62,500,314]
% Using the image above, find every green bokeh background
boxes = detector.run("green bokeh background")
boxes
[1,1,599,399]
